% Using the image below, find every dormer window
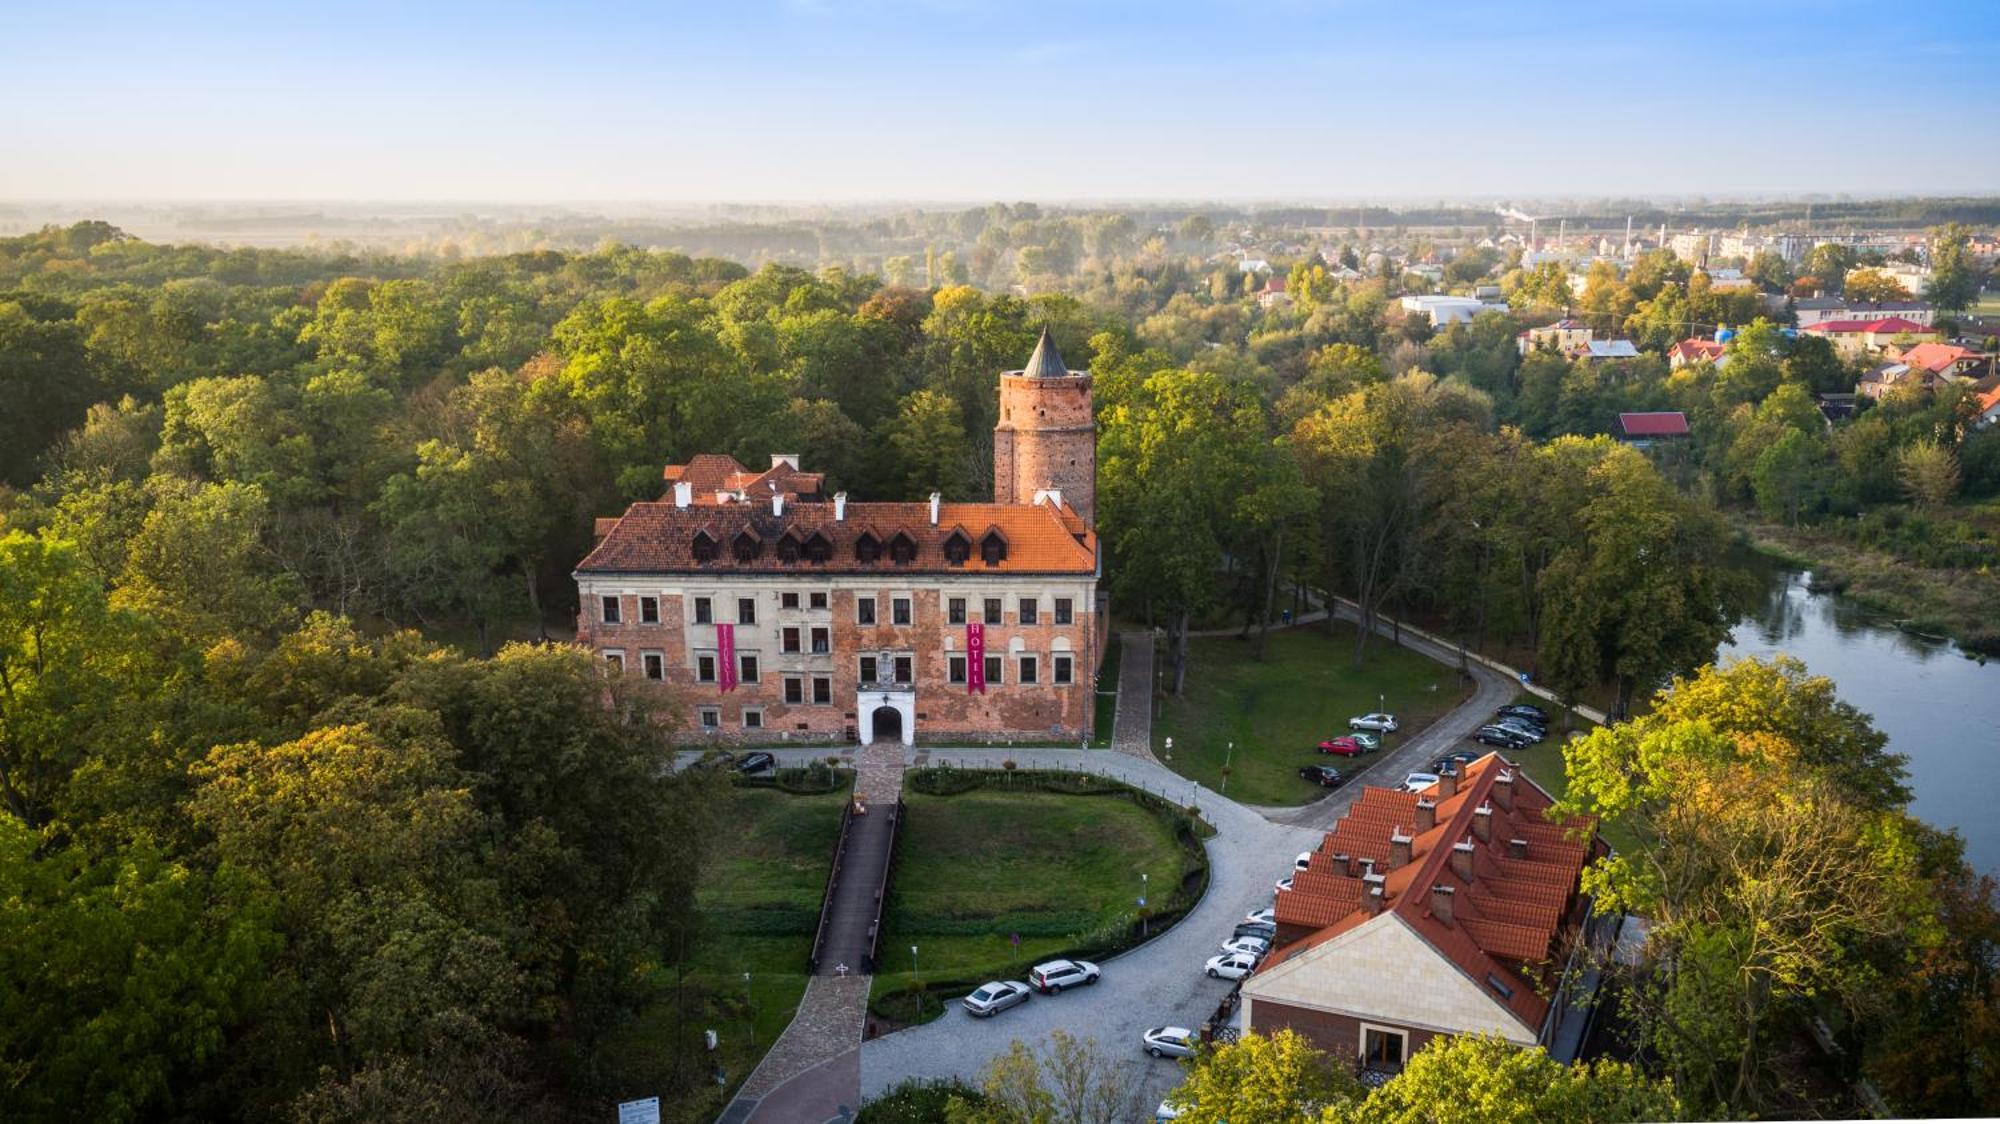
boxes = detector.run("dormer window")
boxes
[734,531,761,563]
[980,530,1008,566]
[854,532,881,564]
[691,530,718,564]
[776,533,801,563]
[942,530,971,567]
[804,532,832,564]
[889,532,917,566]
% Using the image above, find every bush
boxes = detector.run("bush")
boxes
[857,1077,987,1121]
[738,763,853,795]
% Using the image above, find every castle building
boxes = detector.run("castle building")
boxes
[573,330,1102,745]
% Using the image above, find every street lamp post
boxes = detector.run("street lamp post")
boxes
[1139,872,1150,938]
[910,944,920,1022]
[744,972,755,1046]
[1220,741,1234,795]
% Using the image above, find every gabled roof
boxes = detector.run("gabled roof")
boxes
[1896,342,1983,374]
[661,454,825,503]
[1803,316,1932,336]
[1261,754,1600,1035]
[1583,339,1639,360]
[1668,338,1725,361]
[1618,411,1690,437]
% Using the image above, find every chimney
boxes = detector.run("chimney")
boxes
[1473,803,1493,843]
[1389,829,1413,870]
[673,481,693,508]
[1508,838,1529,860]
[1332,852,1352,876]
[1362,873,1386,912]
[770,453,800,471]
[773,492,785,517]
[834,491,847,521]
[1360,857,1376,880]
[1430,884,1456,927]
[1437,770,1457,798]
[1451,838,1476,883]
[1492,770,1515,810]
[1413,798,1437,834]
[929,492,941,525]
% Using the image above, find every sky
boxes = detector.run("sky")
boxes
[2,0,1996,204]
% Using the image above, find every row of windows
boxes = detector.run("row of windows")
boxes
[689,528,1009,568]
[599,593,1076,627]
[599,651,1075,688]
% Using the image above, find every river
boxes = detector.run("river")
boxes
[1719,557,2000,874]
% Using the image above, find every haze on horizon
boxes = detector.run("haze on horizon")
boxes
[4,0,1997,205]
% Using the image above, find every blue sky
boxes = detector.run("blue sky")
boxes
[2,0,1995,202]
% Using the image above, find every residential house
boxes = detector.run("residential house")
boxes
[1667,338,1726,368]
[1892,342,1991,383]
[1244,755,1606,1074]
[1616,412,1691,446]
[1975,378,2000,428]
[1576,339,1640,361]
[1516,319,1592,356]
[1801,316,1940,359]
[1793,297,1935,328]
[1256,276,1293,311]
[1400,295,1504,327]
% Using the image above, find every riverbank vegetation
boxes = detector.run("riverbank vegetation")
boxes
[1738,513,2000,653]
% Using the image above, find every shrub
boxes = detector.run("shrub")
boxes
[857,1077,987,1122]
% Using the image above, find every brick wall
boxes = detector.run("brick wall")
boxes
[995,372,1096,524]
[1246,999,1439,1071]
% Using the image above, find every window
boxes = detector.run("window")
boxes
[603,649,625,672]
[892,597,911,625]
[889,533,916,565]
[984,598,1003,625]
[1361,1027,1407,1072]
[1485,973,1514,1000]
[812,676,832,705]
[857,597,877,625]
[739,654,760,684]
[948,655,967,683]
[737,597,757,625]
[696,654,716,682]
[601,596,621,624]
[1018,597,1037,625]
[734,532,760,563]
[948,597,966,625]
[1019,655,1038,684]
[694,596,713,625]
[640,596,659,624]
[894,655,913,684]
[698,707,720,729]
[743,709,764,730]
[855,533,881,564]
[782,627,801,653]
[692,531,718,563]
[809,591,828,610]
[981,532,1007,565]
[776,535,800,563]
[642,651,664,680]
[984,655,1003,684]
[943,532,970,566]
[783,677,804,704]
[781,591,800,610]
[811,627,830,654]
[859,656,878,683]
[1054,598,1073,625]
[1053,654,1073,684]
[804,534,832,564]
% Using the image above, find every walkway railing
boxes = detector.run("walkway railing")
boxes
[807,797,858,973]
[862,797,905,973]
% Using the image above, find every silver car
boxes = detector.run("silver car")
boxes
[961,979,1031,1017]
[1142,1025,1198,1059]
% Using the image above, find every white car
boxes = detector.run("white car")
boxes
[1206,951,1258,980]
[1349,712,1400,732]
[1142,1025,1198,1059]
[1155,1100,1183,1121]
[960,980,1031,1017]
[1028,959,1101,994]
[1274,875,1295,894]
[1219,935,1269,958]
[1403,772,1441,793]
[1244,907,1275,925]
[1293,850,1314,871]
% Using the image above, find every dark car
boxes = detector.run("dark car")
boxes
[1299,764,1347,788]
[1497,704,1549,723]
[1474,725,1533,749]
[1492,717,1546,743]
[735,751,777,775]
[1234,921,1277,942]
[1429,751,1479,774]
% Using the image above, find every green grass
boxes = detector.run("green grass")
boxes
[870,788,1195,1019]
[604,782,848,1120]
[1152,624,1472,806]
[1091,637,1121,747]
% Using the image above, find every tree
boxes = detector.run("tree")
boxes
[0,301,102,486]
[1803,243,1858,293]
[1749,426,1828,525]
[947,1031,1147,1124]
[1352,1034,1678,1124]
[1842,268,1911,303]
[1746,250,1792,294]
[1898,438,1960,508]
[1165,1030,1362,1124]
[881,388,973,499]
[1925,223,1979,314]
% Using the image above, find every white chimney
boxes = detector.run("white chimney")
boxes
[1032,488,1063,508]
[771,453,800,471]
[673,481,692,508]
[834,492,847,521]
[773,493,785,517]
[929,492,941,525]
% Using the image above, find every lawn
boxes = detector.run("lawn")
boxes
[870,786,1197,1020]
[1091,637,1121,747]
[1152,624,1470,806]
[604,781,848,1120]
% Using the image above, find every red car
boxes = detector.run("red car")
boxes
[1318,737,1366,756]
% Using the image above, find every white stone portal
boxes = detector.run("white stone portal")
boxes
[859,690,915,746]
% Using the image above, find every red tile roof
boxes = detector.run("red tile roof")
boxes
[577,498,1097,576]
[1896,342,1984,375]
[662,455,825,503]
[1617,411,1690,437]
[1803,316,1932,336]
[1668,338,1725,362]
[1264,754,1601,1034]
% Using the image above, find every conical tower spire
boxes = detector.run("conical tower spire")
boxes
[1021,327,1068,378]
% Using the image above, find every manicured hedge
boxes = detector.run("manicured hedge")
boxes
[736,762,853,795]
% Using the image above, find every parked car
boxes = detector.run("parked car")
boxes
[1498,703,1548,722]
[1274,875,1295,894]
[1245,907,1275,925]
[1430,751,1479,774]
[1492,718,1545,743]
[1293,850,1315,871]
[1317,737,1368,757]
[1155,1100,1183,1122]
[1028,959,1100,994]
[735,751,777,775]
[1474,725,1533,749]
[960,980,1031,1017]
[1234,921,1276,942]
[1348,712,1400,732]
[1206,951,1258,980]
[1219,935,1269,958]
[1403,772,1441,793]
[1143,1026,1198,1059]
[1299,764,1347,787]
[1347,731,1382,751]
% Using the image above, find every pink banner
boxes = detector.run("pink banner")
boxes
[717,622,737,693]
[966,622,985,694]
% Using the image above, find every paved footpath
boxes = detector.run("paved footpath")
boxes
[1109,630,1158,763]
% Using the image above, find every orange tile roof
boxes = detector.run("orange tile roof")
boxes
[1258,754,1600,1034]
[661,454,825,503]
[577,498,1097,576]
[1896,342,1984,375]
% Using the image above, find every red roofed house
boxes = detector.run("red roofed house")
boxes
[1892,342,1991,382]
[1801,316,1940,359]
[1256,276,1293,311]
[1615,411,1691,446]
[1667,338,1725,368]
[1975,380,2000,429]
[1242,755,1607,1075]
[575,330,1104,745]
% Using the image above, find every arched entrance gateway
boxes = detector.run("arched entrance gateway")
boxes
[870,706,902,743]
[859,690,916,746]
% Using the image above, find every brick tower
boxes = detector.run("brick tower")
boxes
[993,329,1096,523]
